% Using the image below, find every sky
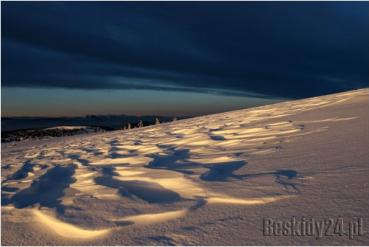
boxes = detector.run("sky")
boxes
[2,2,368,117]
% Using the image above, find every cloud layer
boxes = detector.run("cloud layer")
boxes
[2,2,369,98]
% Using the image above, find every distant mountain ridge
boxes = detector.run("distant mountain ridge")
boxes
[1,114,190,132]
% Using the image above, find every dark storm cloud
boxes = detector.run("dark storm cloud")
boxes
[2,2,369,98]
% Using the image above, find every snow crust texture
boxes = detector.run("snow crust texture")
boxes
[1,89,368,245]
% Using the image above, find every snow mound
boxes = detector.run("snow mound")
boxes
[2,89,368,245]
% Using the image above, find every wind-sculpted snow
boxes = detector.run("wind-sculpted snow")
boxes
[1,89,368,244]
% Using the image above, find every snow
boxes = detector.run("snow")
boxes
[44,126,89,130]
[1,88,369,245]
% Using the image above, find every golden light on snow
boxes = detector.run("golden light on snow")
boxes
[33,210,110,239]
[120,209,188,225]
[207,195,293,205]
[2,89,368,245]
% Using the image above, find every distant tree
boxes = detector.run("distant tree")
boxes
[137,120,143,128]
[155,117,160,125]
[122,123,132,130]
